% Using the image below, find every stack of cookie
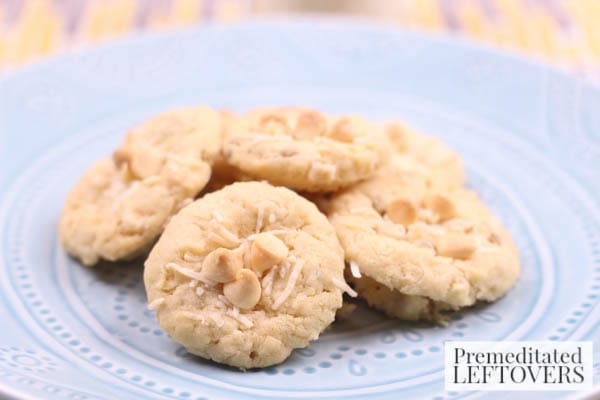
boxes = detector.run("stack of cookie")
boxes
[59,106,520,369]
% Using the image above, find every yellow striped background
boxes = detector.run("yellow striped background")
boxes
[0,0,599,79]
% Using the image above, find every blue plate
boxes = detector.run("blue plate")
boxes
[0,19,599,400]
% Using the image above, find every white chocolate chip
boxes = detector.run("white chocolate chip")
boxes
[349,261,362,278]
[201,248,243,283]
[259,114,291,135]
[424,194,456,221]
[112,147,130,167]
[435,232,476,260]
[386,198,417,225]
[226,307,253,328]
[147,298,164,310]
[223,269,262,310]
[385,123,408,152]
[211,210,224,222]
[250,233,289,274]
[328,117,357,143]
[294,111,326,140]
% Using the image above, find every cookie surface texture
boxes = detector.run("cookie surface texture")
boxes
[382,121,466,186]
[329,161,520,318]
[59,107,222,265]
[223,107,380,192]
[144,181,346,369]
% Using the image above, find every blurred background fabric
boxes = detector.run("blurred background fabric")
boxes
[0,0,599,81]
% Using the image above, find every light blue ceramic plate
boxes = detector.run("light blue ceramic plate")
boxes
[0,19,599,400]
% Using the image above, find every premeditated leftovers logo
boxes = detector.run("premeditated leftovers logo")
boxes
[445,341,593,391]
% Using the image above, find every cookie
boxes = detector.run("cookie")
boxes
[59,107,222,266]
[348,274,452,322]
[143,181,350,369]
[383,121,466,186]
[328,161,520,319]
[222,107,380,192]
[200,111,249,193]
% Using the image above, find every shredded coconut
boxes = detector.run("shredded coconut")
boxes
[209,312,225,327]
[235,241,252,267]
[255,206,265,233]
[234,240,248,254]
[179,311,208,324]
[278,260,290,278]
[226,307,253,328]
[272,259,304,310]
[204,279,217,288]
[166,262,214,284]
[208,232,233,247]
[211,210,224,222]
[147,298,165,310]
[207,221,240,246]
[332,277,358,297]
[142,175,160,185]
[218,294,231,307]
[262,267,277,296]
[349,261,362,278]
[247,229,290,241]
[183,252,204,263]
[215,224,240,244]
[268,213,277,224]
[166,262,202,279]
[180,311,224,327]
